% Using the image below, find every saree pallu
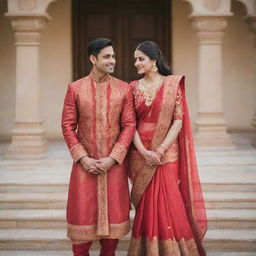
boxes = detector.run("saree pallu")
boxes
[128,75,207,256]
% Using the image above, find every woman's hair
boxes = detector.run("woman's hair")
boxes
[136,41,172,76]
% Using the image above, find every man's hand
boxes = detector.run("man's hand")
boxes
[96,157,116,173]
[80,156,104,175]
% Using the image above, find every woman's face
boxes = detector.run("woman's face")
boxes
[134,50,155,75]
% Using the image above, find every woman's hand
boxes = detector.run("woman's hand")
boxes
[141,149,161,166]
[156,143,167,157]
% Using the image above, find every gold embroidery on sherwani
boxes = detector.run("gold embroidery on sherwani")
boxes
[128,236,199,256]
[70,143,88,162]
[67,220,130,241]
[78,77,98,159]
[131,76,183,208]
[94,78,109,236]
[63,73,134,241]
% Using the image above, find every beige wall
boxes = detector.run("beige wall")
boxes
[40,0,72,139]
[223,1,256,131]
[0,0,255,140]
[0,0,72,140]
[172,0,256,132]
[172,0,198,126]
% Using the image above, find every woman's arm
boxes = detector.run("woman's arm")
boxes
[156,120,182,156]
[133,130,161,165]
[156,85,184,157]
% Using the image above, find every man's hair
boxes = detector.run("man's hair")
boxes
[87,38,113,58]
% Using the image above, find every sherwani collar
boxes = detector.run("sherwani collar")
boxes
[89,70,111,83]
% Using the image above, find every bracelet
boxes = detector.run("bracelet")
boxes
[161,143,169,150]
[156,149,164,157]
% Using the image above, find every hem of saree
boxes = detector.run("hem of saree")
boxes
[128,236,199,256]
[67,220,130,241]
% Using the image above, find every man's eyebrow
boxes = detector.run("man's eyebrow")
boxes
[103,54,115,57]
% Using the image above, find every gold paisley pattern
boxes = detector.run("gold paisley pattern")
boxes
[173,86,184,120]
[134,83,162,107]
[62,71,135,241]
[67,220,130,241]
[161,140,179,165]
[128,236,199,256]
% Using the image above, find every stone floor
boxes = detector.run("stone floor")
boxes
[0,132,256,255]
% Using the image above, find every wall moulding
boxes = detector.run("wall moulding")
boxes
[182,0,233,17]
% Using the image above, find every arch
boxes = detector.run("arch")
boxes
[236,0,256,16]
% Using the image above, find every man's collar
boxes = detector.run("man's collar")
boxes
[89,71,110,83]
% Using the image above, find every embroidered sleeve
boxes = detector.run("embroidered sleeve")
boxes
[109,86,136,164]
[61,84,88,162]
[130,80,142,109]
[173,86,184,120]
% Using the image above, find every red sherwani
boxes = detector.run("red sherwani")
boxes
[61,72,136,241]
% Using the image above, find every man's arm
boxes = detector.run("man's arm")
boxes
[108,86,136,165]
[61,84,88,163]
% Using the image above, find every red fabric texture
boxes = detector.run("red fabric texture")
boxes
[72,239,118,256]
[72,242,92,256]
[129,76,207,255]
[100,238,119,256]
[61,73,136,240]
[132,161,196,240]
[178,78,207,254]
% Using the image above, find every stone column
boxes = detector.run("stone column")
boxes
[183,0,234,147]
[253,111,256,147]
[248,18,256,147]
[237,0,256,146]
[4,0,56,159]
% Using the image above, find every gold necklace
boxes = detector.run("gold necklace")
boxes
[138,79,163,106]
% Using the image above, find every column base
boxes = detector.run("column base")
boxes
[4,121,48,159]
[194,116,235,148]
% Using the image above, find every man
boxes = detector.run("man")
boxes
[61,38,136,256]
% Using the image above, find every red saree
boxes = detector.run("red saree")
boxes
[128,75,207,256]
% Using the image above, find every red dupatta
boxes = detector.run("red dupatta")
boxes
[178,78,207,255]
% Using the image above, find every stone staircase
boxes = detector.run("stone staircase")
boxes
[0,137,256,256]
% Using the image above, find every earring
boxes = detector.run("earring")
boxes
[151,63,158,72]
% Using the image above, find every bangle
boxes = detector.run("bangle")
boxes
[141,148,147,155]
[156,149,164,157]
[161,143,168,150]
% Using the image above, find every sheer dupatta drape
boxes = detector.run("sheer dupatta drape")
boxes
[178,79,207,255]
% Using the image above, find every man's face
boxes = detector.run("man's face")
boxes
[90,46,116,74]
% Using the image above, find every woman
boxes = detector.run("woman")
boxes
[127,41,207,256]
